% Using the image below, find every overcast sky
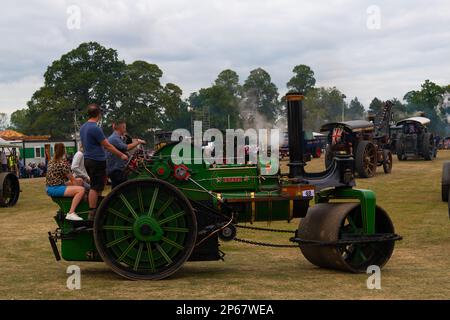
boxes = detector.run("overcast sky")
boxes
[1,0,449,115]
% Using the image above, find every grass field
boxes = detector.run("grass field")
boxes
[1,151,450,300]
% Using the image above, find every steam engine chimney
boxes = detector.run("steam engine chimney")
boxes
[286,93,306,178]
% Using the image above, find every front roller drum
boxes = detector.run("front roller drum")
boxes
[0,172,20,207]
[94,178,197,280]
[297,203,395,273]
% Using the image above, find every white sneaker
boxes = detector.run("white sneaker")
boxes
[66,212,84,221]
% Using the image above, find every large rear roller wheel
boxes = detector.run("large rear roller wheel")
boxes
[94,178,197,280]
[297,203,395,273]
[0,172,20,207]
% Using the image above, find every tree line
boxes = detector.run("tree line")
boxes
[8,42,450,139]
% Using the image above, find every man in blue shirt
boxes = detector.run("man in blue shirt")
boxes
[107,120,145,189]
[80,104,128,220]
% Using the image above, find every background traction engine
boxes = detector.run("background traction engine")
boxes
[395,116,437,161]
[321,101,394,178]
[0,143,21,207]
[48,94,401,280]
[0,171,19,207]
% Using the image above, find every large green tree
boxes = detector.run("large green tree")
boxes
[109,60,164,138]
[0,113,8,130]
[11,42,126,138]
[10,42,188,139]
[390,98,407,121]
[214,69,242,98]
[188,69,244,130]
[242,68,280,125]
[321,87,347,122]
[403,80,446,133]
[302,88,328,131]
[189,84,241,130]
[286,64,316,94]
[347,97,365,120]
[159,83,190,130]
[107,60,188,139]
[301,87,348,131]
[369,97,384,115]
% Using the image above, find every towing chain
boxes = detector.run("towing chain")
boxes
[235,224,296,234]
[233,224,298,248]
[233,237,299,248]
[233,225,402,248]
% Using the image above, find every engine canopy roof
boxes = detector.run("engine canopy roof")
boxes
[320,120,374,133]
[396,116,431,126]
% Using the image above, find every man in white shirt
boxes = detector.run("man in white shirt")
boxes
[71,146,90,190]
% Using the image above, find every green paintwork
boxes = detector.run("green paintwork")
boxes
[51,197,101,261]
[128,142,377,229]
[315,187,376,234]
[52,141,379,264]
[100,183,188,271]
[132,216,164,242]
[213,191,291,222]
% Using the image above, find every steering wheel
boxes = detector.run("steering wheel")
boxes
[125,148,142,169]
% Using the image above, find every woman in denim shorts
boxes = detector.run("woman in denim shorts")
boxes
[46,143,86,221]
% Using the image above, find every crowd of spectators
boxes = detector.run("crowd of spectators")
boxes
[19,160,48,178]
[11,153,75,179]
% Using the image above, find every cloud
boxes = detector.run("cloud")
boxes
[1,0,450,114]
[0,76,42,114]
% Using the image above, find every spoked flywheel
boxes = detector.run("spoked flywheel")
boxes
[94,178,197,280]
[0,172,20,207]
[297,203,396,273]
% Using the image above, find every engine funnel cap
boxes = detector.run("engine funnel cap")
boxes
[285,92,304,101]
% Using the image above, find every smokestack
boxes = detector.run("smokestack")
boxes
[286,93,305,178]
